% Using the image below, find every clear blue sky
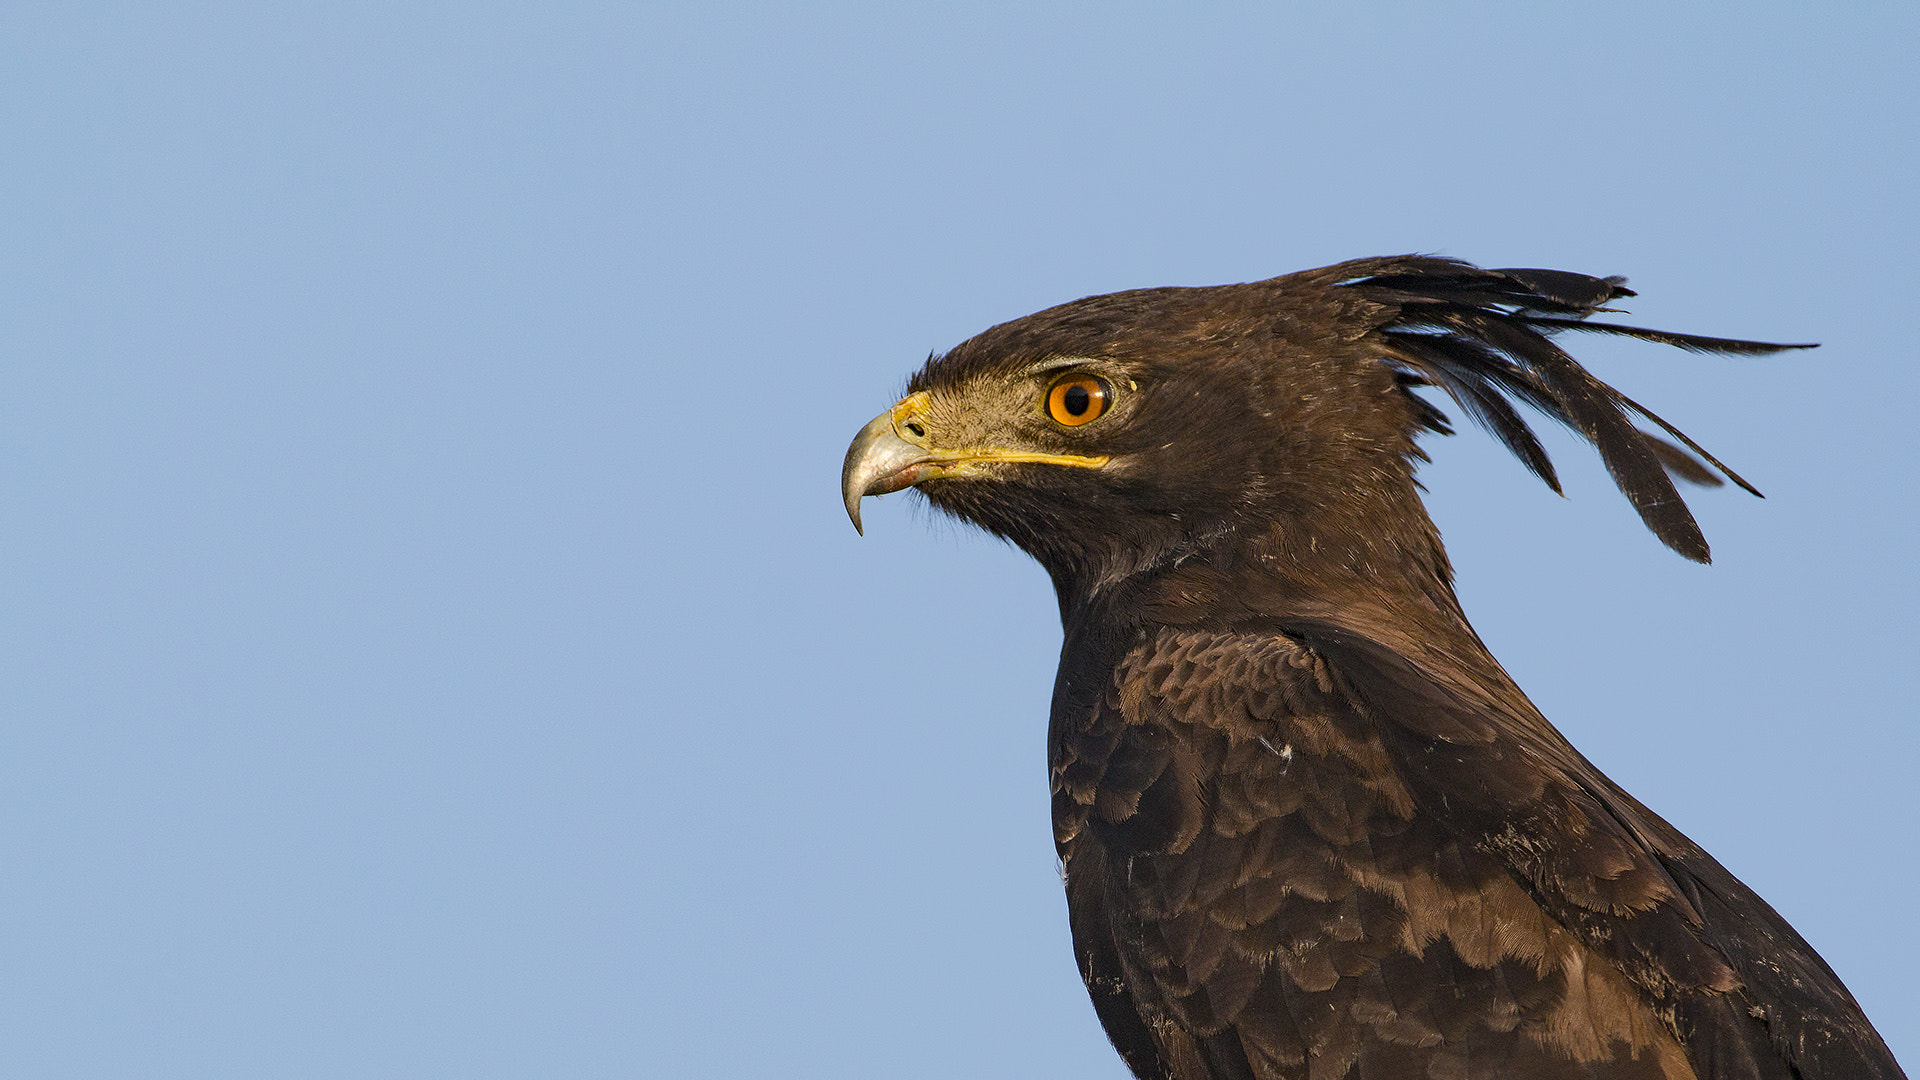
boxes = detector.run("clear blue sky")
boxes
[2,5,1914,1078]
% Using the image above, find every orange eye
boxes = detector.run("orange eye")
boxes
[1046,374,1111,427]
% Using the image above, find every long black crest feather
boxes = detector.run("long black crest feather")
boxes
[1340,258,1813,563]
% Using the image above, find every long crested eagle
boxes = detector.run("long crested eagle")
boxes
[840,256,1903,1080]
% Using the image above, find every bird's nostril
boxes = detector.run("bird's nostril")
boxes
[905,422,926,438]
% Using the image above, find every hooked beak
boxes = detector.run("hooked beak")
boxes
[841,391,1108,534]
[841,395,936,535]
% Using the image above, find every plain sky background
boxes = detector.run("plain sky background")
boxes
[2,5,1915,1078]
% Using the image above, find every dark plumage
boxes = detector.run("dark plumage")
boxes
[840,256,1902,1080]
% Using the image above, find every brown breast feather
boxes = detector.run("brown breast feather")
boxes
[1053,628,1718,1080]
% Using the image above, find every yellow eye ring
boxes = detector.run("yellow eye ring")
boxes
[1046,374,1111,427]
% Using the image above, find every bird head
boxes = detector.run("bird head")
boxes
[845,257,1805,614]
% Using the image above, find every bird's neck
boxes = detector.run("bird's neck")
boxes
[1048,511,1470,652]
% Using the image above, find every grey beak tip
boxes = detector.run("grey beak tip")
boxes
[843,471,867,535]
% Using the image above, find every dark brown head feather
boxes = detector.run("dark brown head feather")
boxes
[1336,256,1805,562]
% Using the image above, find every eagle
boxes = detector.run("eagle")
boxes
[840,257,1903,1080]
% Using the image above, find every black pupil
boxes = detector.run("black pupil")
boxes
[1063,384,1091,415]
